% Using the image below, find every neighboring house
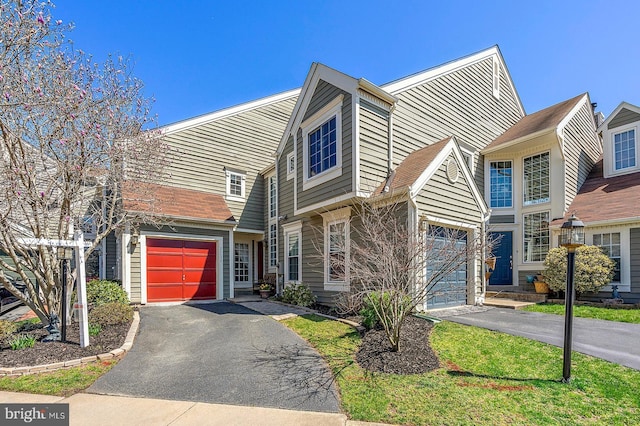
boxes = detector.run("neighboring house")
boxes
[273,46,525,308]
[481,93,602,292]
[118,90,299,303]
[551,102,640,304]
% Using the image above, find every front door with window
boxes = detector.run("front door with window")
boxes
[234,241,251,289]
[489,231,513,285]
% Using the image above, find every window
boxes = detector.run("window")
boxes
[321,207,351,290]
[309,116,337,177]
[267,173,277,270]
[269,223,277,268]
[593,233,621,282]
[225,169,246,201]
[523,152,550,206]
[301,95,343,190]
[283,221,302,283]
[523,211,550,262]
[269,175,276,219]
[614,129,636,171]
[286,152,295,181]
[490,161,512,208]
[234,243,250,283]
[81,215,96,239]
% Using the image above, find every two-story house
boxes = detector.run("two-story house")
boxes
[482,94,602,292]
[271,46,525,309]
[119,90,299,303]
[551,102,640,304]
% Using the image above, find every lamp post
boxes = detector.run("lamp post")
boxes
[57,246,74,342]
[559,213,585,383]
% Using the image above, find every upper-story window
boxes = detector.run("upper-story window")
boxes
[523,152,549,206]
[225,169,246,201]
[269,175,276,219]
[286,152,295,181]
[301,95,343,191]
[614,129,636,171]
[490,161,512,208]
[267,173,277,270]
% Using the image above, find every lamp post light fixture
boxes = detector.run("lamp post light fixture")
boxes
[559,213,585,383]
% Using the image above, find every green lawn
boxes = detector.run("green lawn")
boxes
[0,360,116,396]
[522,303,640,324]
[284,314,640,425]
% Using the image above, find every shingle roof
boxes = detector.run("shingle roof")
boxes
[123,182,235,223]
[375,137,451,195]
[484,93,586,152]
[551,160,640,225]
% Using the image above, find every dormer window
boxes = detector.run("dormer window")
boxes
[301,95,343,190]
[614,129,636,171]
[225,169,246,201]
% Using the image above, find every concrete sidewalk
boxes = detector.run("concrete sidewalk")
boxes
[1,391,391,426]
[443,308,640,370]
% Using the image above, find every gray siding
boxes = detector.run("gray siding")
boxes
[628,227,640,303]
[490,215,515,224]
[297,81,353,209]
[608,108,640,130]
[359,100,390,191]
[128,224,231,303]
[415,155,483,225]
[562,101,601,211]
[389,58,522,190]
[164,97,297,230]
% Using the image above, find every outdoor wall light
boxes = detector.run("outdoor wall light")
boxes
[56,246,73,260]
[130,230,139,246]
[559,212,585,383]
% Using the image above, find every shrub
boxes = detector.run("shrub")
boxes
[359,301,379,330]
[88,323,102,336]
[85,280,129,306]
[88,302,133,327]
[281,282,316,307]
[544,245,615,294]
[9,334,36,350]
[0,320,17,338]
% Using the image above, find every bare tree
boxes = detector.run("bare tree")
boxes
[330,199,490,352]
[0,0,169,324]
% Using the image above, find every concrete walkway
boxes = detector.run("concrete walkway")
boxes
[1,391,387,426]
[442,308,640,370]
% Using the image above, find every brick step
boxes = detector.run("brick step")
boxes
[483,297,537,310]
[486,291,547,303]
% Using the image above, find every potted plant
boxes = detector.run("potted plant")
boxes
[259,283,272,299]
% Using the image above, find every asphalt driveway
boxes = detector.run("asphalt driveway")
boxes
[87,302,340,413]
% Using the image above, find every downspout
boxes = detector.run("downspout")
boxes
[387,104,396,177]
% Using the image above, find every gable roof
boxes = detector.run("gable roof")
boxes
[162,89,300,135]
[483,93,587,153]
[551,159,640,226]
[123,182,235,224]
[597,101,640,132]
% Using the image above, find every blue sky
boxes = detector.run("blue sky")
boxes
[54,0,639,126]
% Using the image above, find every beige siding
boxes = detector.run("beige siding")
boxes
[128,224,231,303]
[562,102,602,211]
[415,155,483,224]
[390,58,522,189]
[608,108,640,130]
[359,100,390,191]
[297,81,353,209]
[163,97,297,230]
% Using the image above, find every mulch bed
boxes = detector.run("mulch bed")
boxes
[0,319,131,368]
[356,315,440,375]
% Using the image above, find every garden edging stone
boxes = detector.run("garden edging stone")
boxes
[0,311,140,377]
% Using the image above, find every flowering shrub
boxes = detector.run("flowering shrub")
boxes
[543,245,615,294]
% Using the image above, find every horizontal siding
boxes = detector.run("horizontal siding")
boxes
[130,242,141,303]
[391,58,522,190]
[300,215,334,305]
[490,215,515,224]
[415,155,483,225]
[297,82,353,209]
[562,101,601,211]
[280,136,295,219]
[628,227,640,303]
[359,101,390,192]
[163,97,296,230]
[608,108,640,130]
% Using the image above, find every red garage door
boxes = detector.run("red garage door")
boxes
[146,238,217,302]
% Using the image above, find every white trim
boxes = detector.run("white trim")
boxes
[225,169,246,202]
[597,101,640,133]
[163,89,300,135]
[321,207,351,292]
[139,232,225,302]
[586,225,631,292]
[422,215,478,231]
[522,151,551,207]
[286,151,295,181]
[522,210,551,264]
[232,238,252,289]
[482,128,556,155]
[557,94,590,131]
[122,226,131,299]
[229,230,234,299]
[610,124,639,176]
[354,95,361,193]
[234,228,264,235]
[492,56,500,99]
[301,96,344,191]
[487,158,514,210]
[282,221,303,284]
[295,191,357,216]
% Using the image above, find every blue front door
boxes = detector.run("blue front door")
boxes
[489,231,512,285]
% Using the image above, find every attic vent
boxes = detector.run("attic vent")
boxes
[446,158,459,183]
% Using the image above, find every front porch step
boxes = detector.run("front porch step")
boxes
[483,297,537,310]
[486,291,547,303]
